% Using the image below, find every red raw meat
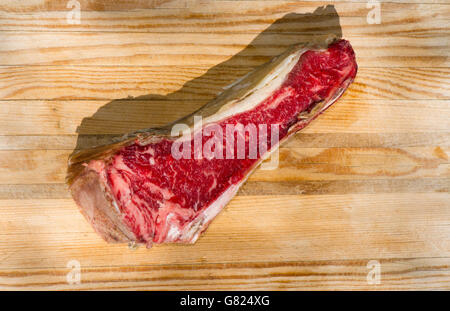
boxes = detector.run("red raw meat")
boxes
[67,38,357,247]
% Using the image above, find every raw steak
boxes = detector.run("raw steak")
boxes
[67,38,357,247]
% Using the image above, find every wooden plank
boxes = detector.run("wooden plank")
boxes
[238,178,450,195]
[1,133,449,151]
[0,193,448,269]
[0,184,71,199]
[0,99,448,135]
[0,0,190,12]
[0,66,448,101]
[0,149,69,184]
[284,133,450,148]
[0,257,449,290]
[0,33,447,67]
[0,178,448,200]
[0,2,447,36]
[0,0,448,14]
[0,147,448,184]
[251,147,450,181]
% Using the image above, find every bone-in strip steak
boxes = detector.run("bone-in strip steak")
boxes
[67,38,358,247]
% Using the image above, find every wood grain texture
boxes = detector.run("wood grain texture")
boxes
[0,258,449,290]
[0,1,447,36]
[0,0,449,290]
[0,178,448,200]
[0,147,448,184]
[0,99,449,135]
[0,194,448,268]
[1,133,449,151]
[0,33,447,67]
[0,67,449,100]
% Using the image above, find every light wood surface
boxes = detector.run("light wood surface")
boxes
[0,0,448,290]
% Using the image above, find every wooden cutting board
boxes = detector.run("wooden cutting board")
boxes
[0,0,448,290]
